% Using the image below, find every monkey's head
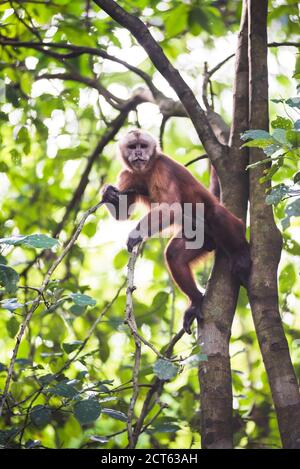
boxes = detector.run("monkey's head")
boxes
[118,129,159,172]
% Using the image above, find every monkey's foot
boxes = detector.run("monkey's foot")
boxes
[183,302,204,335]
[127,233,143,253]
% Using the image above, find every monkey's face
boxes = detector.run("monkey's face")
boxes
[119,130,158,172]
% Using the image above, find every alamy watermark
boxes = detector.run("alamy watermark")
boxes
[106,195,205,249]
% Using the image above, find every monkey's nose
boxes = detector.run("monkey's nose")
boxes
[135,151,142,157]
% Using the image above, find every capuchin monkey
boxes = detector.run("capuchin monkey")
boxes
[102,129,250,334]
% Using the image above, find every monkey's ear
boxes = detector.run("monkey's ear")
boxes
[155,140,162,154]
[117,141,130,168]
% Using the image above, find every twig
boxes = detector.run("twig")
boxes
[185,154,208,167]
[124,244,142,448]
[58,280,126,374]
[131,328,184,446]
[202,55,235,111]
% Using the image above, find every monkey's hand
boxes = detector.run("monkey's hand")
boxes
[127,231,143,253]
[183,299,204,335]
[101,184,120,204]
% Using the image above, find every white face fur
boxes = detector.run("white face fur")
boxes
[119,129,158,172]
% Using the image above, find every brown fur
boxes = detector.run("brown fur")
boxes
[102,130,251,333]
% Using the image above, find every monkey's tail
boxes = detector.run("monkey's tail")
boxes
[209,164,221,200]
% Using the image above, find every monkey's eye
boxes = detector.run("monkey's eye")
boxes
[128,144,137,150]
[141,144,148,149]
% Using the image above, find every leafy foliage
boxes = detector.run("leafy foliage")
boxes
[0,0,298,451]
[241,98,300,229]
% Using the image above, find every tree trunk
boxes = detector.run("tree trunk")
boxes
[248,0,300,449]
[199,0,249,448]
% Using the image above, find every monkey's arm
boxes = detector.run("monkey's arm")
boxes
[102,170,149,220]
[127,181,181,252]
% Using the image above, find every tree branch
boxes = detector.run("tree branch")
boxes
[92,0,227,170]
[199,0,249,449]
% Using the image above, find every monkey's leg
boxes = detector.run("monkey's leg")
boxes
[165,234,213,334]
[207,205,251,286]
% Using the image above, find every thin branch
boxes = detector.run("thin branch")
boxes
[124,245,142,449]
[185,154,208,167]
[0,200,104,417]
[0,36,161,99]
[58,280,126,375]
[9,0,42,41]
[159,115,169,150]
[202,55,235,111]
[36,71,124,109]
[268,42,300,48]
[131,329,184,446]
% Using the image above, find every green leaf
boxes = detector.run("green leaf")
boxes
[165,5,188,36]
[152,291,169,315]
[0,111,8,121]
[147,418,180,434]
[242,139,274,149]
[263,144,281,156]
[285,198,300,219]
[0,264,19,294]
[30,405,52,428]
[246,158,272,170]
[20,73,33,95]
[0,162,9,172]
[188,6,213,34]
[286,130,300,148]
[272,128,287,144]
[6,84,20,107]
[6,316,20,338]
[279,264,296,293]
[69,304,86,316]
[10,149,21,166]
[62,341,83,354]
[101,408,127,422]
[70,293,96,307]
[73,399,101,425]
[46,381,78,398]
[183,353,208,368]
[113,250,128,269]
[0,298,23,311]
[153,359,178,381]
[294,171,300,184]
[241,130,272,141]
[271,116,293,130]
[259,158,283,183]
[82,222,97,238]
[0,428,18,445]
[0,234,59,249]
[265,184,290,205]
[286,97,300,109]
[16,126,30,145]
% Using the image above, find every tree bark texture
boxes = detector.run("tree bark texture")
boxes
[248,0,300,449]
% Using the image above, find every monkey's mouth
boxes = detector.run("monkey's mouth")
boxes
[131,157,148,163]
